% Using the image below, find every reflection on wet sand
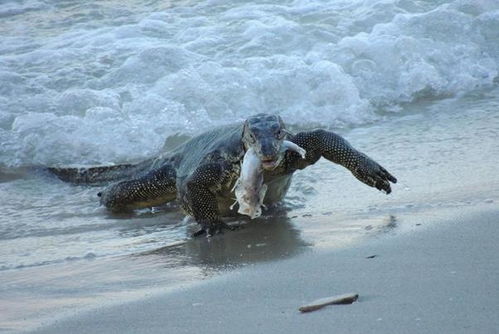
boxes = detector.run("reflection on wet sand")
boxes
[139,213,310,271]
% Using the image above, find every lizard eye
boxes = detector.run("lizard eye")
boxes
[276,130,284,139]
[249,133,256,143]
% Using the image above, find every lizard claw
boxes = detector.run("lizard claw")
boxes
[354,154,397,194]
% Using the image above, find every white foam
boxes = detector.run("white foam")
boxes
[0,0,497,166]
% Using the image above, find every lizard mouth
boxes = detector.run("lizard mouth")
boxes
[261,158,278,170]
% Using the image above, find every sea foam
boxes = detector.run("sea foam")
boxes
[0,0,497,166]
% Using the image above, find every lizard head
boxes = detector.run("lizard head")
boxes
[242,114,287,170]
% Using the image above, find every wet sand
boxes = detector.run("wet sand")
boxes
[28,205,499,334]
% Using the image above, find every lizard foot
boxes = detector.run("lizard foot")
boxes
[192,220,239,238]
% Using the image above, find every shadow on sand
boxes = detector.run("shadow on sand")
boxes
[137,212,311,272]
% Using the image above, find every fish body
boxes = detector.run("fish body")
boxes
[233,141,306,219]
[233,148,266,219]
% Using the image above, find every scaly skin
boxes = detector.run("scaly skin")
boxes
[50,114,397,236]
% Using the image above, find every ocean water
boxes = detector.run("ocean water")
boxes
[1,0,499,331]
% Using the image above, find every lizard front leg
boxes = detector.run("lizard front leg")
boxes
[183,161,236,237]
[290,129,397,193]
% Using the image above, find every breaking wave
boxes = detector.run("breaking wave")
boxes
[0,0,498,166]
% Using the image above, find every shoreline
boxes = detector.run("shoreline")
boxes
[4,92,499,333]
[27,203,499,334]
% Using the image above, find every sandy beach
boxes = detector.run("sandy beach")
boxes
[28,204,499,334]
[1,1,498,333]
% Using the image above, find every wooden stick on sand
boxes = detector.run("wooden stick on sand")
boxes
[299,293,359,313]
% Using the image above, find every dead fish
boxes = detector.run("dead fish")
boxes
[281,140,306,159]
[299,293,359,313]
[231,141,306,219]
[231,147,267,219]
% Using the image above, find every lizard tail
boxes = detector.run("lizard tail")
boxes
[47,158,155,185]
